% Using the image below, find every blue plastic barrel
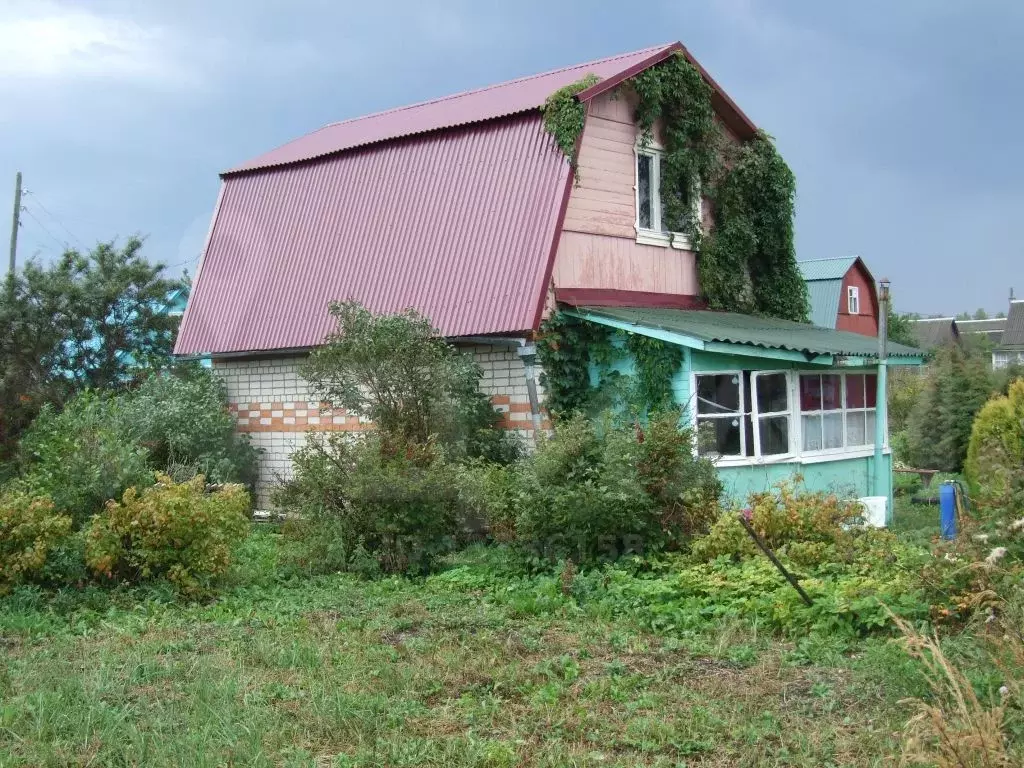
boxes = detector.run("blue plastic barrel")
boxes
[939,482,957,539]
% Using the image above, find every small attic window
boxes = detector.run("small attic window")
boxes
[847,286,860,315]
[634,143,698,250]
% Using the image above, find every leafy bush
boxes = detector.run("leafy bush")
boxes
[965,378,1024,512]
[0,492,73,592]
[691,478,864,563]
[894,472,925,498]
[118,368,260,488]
[570,550,928,638]
[303,301,514,460]
[85,474,251,595]
[15,392,151,526]
[10,370,258,527]
[277,434,460,576]
[512,413,720,565]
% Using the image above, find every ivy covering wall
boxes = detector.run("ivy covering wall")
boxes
[538,51,810,417]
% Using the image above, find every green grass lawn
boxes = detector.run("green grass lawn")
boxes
[0,529,946,767]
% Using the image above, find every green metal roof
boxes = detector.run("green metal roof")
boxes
[805,280,843,328]
[572,306,922,361]
[798,257,860,328]
[798,256,858,281]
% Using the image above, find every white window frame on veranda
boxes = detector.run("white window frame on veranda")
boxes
[691,369,884,467]
[634,140,700,251]
[691,370,795,463]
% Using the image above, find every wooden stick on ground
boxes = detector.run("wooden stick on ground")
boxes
[736,515,814,607]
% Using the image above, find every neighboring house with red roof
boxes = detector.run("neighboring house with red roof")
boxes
[176,42,921,512]
[798,257,879,337]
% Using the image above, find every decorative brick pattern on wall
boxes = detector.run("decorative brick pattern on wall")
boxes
[212,344,546,508]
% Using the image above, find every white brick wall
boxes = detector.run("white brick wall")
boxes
[213,344,544,509]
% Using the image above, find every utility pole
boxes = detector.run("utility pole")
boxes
[9,171,22,276]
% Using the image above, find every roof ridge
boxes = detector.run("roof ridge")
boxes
[316,44,671,133]
[797,255,858,263]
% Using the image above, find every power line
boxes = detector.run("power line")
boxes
[20,204,68,253]
[22,189,85,248]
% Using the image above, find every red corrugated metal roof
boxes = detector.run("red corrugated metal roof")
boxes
[177,43,759,356]
[175,114,569,355]
[227,45,674,175]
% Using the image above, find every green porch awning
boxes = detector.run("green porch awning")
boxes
[566,306,923,366]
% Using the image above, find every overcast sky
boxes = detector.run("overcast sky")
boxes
[1,0,1020,315]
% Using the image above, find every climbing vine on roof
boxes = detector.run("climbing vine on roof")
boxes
[542,74,600,181]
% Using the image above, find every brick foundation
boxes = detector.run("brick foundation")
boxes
[213,344,546,508]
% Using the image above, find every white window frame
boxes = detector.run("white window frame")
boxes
[690,369,885,466]
[797,373,847,456]
[751,371,795,460]
[993,351,1009,369]
[797,371,879,456]
[847,286,860,315]
[694,370,746,459]
[634,141,700,251]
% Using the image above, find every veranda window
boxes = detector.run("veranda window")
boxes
[696,372,791,458]
[798,372,877,451]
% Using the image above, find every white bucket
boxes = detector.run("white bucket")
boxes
[858,496,888,528]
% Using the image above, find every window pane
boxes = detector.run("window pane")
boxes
[799,375,821,411]
[637,154,653,230]
[759,416,789,455]
[756,373,788,414]
[662,176,691,233]
[697,374,740,414]
[697,417,741,456]
[847,411,867,446]
[865,374,877,408]
[822,375,842,410]
[802,414,822,451]
[866,410,876,444]
[845,374,864,408]
[823,413,844,449]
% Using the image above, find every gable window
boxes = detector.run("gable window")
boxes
[847,286,860,315]
[635,145,698,249]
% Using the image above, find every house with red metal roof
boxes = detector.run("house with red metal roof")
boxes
[176,42,921,514]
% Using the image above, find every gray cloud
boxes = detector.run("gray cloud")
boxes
[1,0,1019,314]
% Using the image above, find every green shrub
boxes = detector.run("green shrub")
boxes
[456,460,520,543]
[277,434,460,576]
[84,474,251,595]
[965,378,1024,512]
[893,472,924,498]
[0,492,73,592]
[636,411,722,543]
[118,368,260,489]
[11,370,258,527]
[513,413,720,565]
[302,301,514,460]
[692,478,863,563]
[15,392,151,526]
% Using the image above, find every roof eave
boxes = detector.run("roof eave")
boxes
[575,42,759,141]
